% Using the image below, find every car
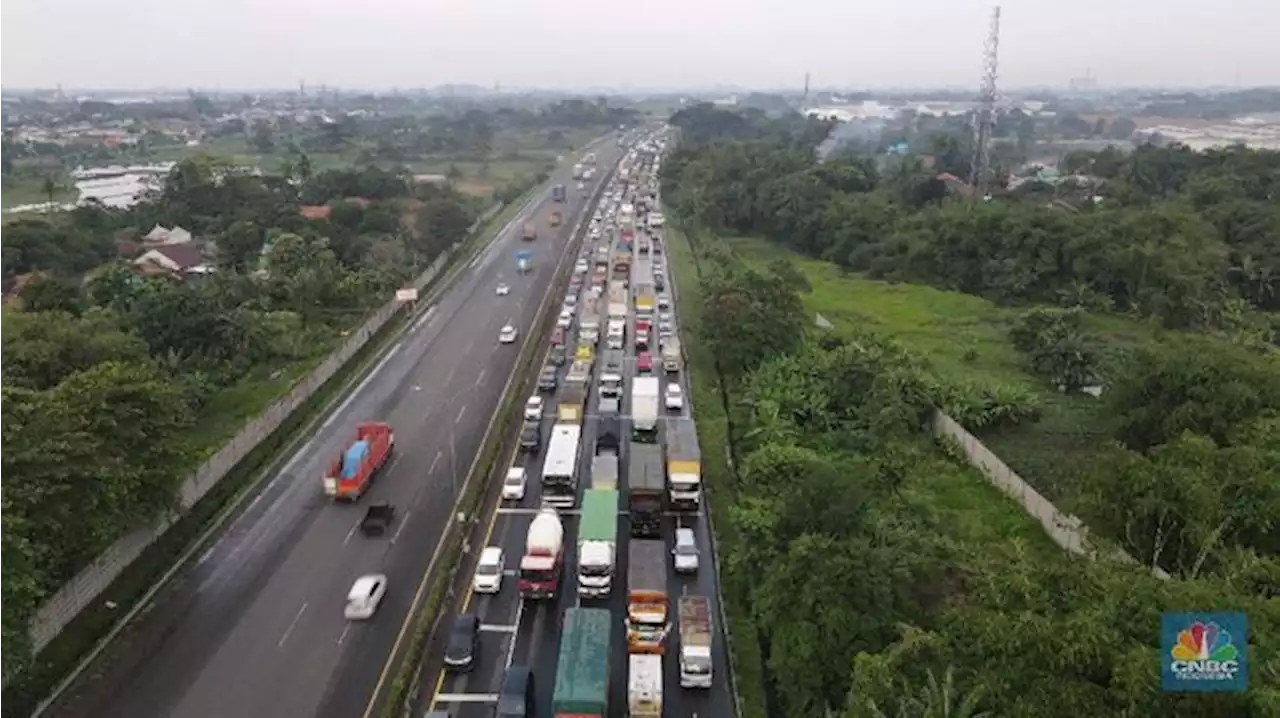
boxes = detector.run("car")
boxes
[444,613,480,671]
[473,547,505,594]
[537,366,558,392]
[499,325,518,344]
[549,345,567,367]
[658,312,673,324]
[672,528,699,574]
[495,283,510,296]
[550,327,568,347]
[658,320,674,337]
[556,310,573,329]
[519,420,542,452]
[575,260,589,274]
[564,293,578,307]
[637,352,653,374]
[657,294,671,310]
[344,574,389,620]
[524,395,544,421]
[598,396,621,416]
[503,467,527,501]
[665,384,684,411]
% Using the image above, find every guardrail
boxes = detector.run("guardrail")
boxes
[383,149,619,718]
[26,199,505,653]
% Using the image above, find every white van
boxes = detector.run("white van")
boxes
[672,528,699,574]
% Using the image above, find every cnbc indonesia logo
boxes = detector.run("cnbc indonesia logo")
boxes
[1165,617,1245,690]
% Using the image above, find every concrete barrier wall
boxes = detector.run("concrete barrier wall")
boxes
[29,201,504,652]
[932,412,1170,580]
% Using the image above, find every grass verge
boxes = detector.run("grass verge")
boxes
[666,228,768,718]
[7,197,523,718]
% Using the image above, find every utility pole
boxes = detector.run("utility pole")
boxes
[970,6,1001,198]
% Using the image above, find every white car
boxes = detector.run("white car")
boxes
[575,260,589,274]
[564,293,578,307]
[472,547,505,594]
[556,310,573,329]
[665,384,684,411]
[344,574,388,620]
[502,467,527,501]
[524,395,544,421]
[495,283,510,296]
[672,528,699,574]
[499,325,518,344]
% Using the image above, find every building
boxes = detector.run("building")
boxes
[133,243,213,278]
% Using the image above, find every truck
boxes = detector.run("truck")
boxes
[519,508,564,599]
[599,350,624,397]
[590,452,618,491]
[584,151,597,165]
[662,338,681,373]
[628,654,664,717]
[613,249,632,278]
[558,385,586,425]
[665,418,702,510]
[359,501,395,536]
[678,596,714,688]
[552,183,567,202]
[324,422,394,500]
[579,299,602,343]
[596,416,621,456]
[631,376,660,443]
[627,539,669,653]
[516,249,532,274]
[577,489,619,598]
[541,424,582,508]
[627,443,665,538]
[571,163,585,180]
[521,221,537,241]
[566,359,593,386]
[552,608,610,718]
[549,210,563,228]
[634,285,655,319]
[606,287,629,321]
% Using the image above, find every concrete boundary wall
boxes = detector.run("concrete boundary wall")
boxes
[932,412,1170,580]
[29,201,505,651]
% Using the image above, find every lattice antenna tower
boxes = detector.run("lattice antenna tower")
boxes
[970,6,1001,195]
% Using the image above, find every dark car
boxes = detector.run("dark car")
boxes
[444,613,479,672]
[537,366,558,393]
[549,345,567,367]
[550,327,567,347]
[519,420,542,452]
[496,666,535,717]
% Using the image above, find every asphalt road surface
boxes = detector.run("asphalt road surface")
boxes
[422,149,736,718]
[48,139,624,718]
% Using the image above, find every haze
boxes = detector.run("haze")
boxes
[3,0,1279,90]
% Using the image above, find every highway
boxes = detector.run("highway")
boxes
[420,136,737,718]
[47,139,624,718]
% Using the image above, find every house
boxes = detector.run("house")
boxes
[300,205,332,220]
[133,243,213,277]
[142,224,194,246]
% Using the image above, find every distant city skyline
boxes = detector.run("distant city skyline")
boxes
[4,0,1278,91]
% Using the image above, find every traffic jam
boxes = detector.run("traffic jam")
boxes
[427,127,721,718]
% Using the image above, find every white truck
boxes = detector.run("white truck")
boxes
[607,287,629,321]
[628,654,663,718]
[571,163,585,180]
[606,319,626,350]
[600,350,625,397]
[679,596,714,688]
[579,298,602,344]
[631,376,660,443]
[662,339,681,373]
[577,489,618,598]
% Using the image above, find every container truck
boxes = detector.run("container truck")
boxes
[552,183,567,202]
[541,424,582,509]
[634,285,655,319]
[323,422,394,500]
[631,377,660,442]
[579,298,601,343]
[679,596,714,688]
[521,221,537,241]
[627,540,669,653]
[577,489,618,598]
[552,608,610,718]
[628,654,664,717]
[662,339,681,373]
[558,385,586,425]
[664,417,702,511]
[566,359,592,386]
[606,286,629,321]
[518,508,564,599]
[627,443,665,538]
[590,453,618,491]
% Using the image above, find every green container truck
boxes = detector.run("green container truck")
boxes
[552,607,611,718]
[577,489,619,598]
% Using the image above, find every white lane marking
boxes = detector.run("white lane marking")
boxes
[342,518,362,546]
[454,405,467,425]
[278,602,308,647]
[479,623,518,634]
[411,305,438,332]
[497,507,580,516]
[337,623,353,646]
[429,450,442,473]
[503,599,525,670]
[390,509,411,544]
[316,343,403,436]
[474,369,486,387]
[433,694,499,704]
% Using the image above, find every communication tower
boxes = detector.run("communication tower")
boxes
[969,6,1001,196]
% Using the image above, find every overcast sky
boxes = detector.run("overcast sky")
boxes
[3,0,1277,91]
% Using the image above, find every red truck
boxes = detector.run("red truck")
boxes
[323,422,394,501]
[519,508,565,599]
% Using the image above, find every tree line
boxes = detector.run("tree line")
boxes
[1,157,483,676]
[664,107,1278,716]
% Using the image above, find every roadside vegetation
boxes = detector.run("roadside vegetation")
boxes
[662,104,1279,716]
[0,156,497,678]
